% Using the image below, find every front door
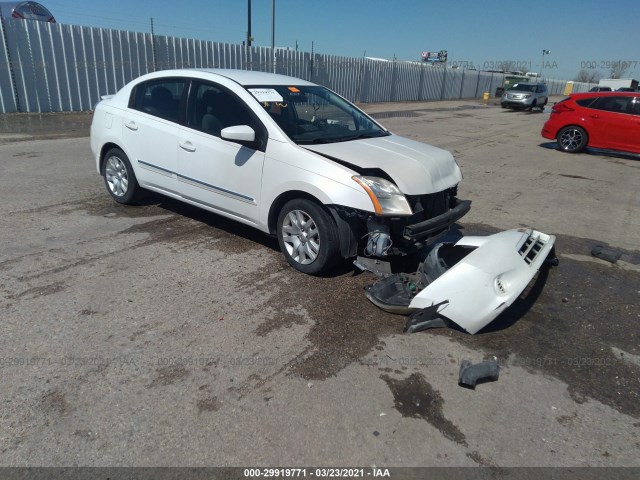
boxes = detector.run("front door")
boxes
[176,80,267,225]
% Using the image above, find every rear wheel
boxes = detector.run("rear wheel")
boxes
[557,126,588,153]
[102,148,141,204]
[277,199,340,275]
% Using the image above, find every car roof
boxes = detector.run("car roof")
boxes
[151,68,316,86]
[570,91,639,99]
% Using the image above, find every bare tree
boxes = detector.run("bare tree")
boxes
[610,62,628,79]
[574,69,603,83]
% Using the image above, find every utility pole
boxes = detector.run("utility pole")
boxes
[150,17,158,71]
[247,0,252,47]
[310,41,314,80]
[271,0,276,73]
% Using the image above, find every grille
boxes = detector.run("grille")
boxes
[519,234,546,265]
[405,188,456,218]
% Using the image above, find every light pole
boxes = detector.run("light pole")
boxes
[541,49,550,79]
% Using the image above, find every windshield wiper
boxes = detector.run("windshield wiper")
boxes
[296,137,341,144]
[339,132,388,141]
[296,132,388,145]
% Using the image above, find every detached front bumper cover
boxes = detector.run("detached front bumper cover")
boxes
[365,228,557,335]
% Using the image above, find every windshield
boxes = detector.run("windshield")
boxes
[509,83,536,92]
[245,85,389,144]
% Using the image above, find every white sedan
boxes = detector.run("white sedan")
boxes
[90,69,469,274]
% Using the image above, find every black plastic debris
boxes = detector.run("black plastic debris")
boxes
[404,301,449,333]
[458,359,500,389]
[591,245,621,264]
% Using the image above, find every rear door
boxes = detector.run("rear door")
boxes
[537,85,548,105]
[123,77,188,194]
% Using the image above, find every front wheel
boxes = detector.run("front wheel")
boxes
[277,199,340,275]
[102,148,141,204]
[557,126,588,153]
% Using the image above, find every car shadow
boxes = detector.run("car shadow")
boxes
[138,192,281,251]
[135,192,360,278]
[501,108,545,114]
[538,142,640,161]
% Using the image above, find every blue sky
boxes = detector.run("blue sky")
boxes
[42,0,640,80]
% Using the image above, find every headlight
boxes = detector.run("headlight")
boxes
[352,176,412,216]
[523,94,532,98]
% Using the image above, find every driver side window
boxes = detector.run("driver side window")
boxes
[188,82,257,136]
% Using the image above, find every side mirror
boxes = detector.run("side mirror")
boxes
[221,125,255,143]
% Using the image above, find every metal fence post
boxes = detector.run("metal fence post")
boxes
[390,58,397,102]
[440,65,447,100]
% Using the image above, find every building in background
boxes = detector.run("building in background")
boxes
[0,1,55,23]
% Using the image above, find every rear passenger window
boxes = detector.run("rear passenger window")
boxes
[576,98,597,108]
[130,78,187,123]
[588,96,634,114]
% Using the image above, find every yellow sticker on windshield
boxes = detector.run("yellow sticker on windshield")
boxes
[288,87,300,93]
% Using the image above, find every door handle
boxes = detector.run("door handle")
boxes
[179,141,196,153]
[590,114,599,119]
[124,120,138,131]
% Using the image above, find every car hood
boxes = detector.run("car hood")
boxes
[504,89,534,95]
[303,134,462,195]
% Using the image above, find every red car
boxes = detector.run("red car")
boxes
[541,92,640,154]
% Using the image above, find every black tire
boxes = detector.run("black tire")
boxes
[277,199,340,275]
[101,147,141,204]
[539,99,547,111]
[556,126,588,153]
[529,100,537,111]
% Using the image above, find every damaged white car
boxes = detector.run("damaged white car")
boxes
[91,69,469,274]
[91,69,557,334]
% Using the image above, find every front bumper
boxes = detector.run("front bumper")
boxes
[501,100,533,108]
[364,228,557,334]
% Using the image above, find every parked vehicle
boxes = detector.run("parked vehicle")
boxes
[501,83,548,110]
[598,78,639,91]
[589,86,612,92]
[541,92,640,154]
[91,69,470,274]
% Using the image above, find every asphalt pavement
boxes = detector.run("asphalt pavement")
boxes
[0,99,639,468]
